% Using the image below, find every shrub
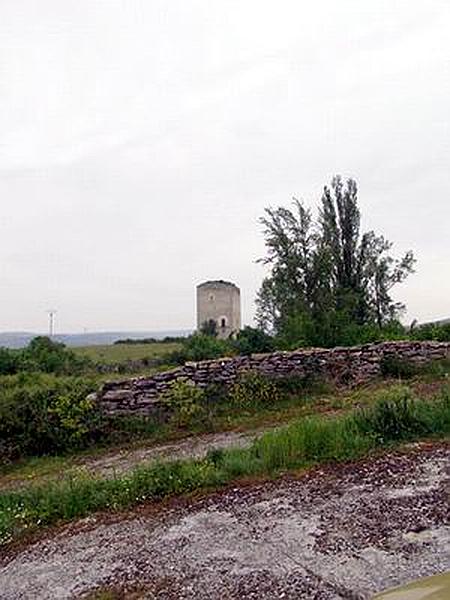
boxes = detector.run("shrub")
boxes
[20,336,90,374]
[160,380,208,428]
[0,348,19,375]
[0,374,101,460]
[380,356,419,379]
[167,333,233,364]
[380,355,450,380]
[274,373,331,397]
[233,327,275,355]
[352,386,449,443]
[0,337,92,376]
[228,371,280,409]
[411,322,450,342]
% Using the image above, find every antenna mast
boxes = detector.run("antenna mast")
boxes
[47,309,57,337]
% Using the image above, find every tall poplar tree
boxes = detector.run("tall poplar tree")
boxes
[256,176,415,347]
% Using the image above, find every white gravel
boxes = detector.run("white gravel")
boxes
[0,443,449,600]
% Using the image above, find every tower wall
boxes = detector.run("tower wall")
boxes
[197,280,241,339]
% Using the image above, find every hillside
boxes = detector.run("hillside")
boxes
[0,330,191,349]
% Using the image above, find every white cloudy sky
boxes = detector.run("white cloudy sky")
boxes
[0,0,449,333]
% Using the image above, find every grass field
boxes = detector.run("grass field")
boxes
[73,342,181,365]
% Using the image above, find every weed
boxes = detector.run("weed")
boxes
[353,385,450,444]
[160,380,209,428]
[228,372,280,409]
[380,356,450,380]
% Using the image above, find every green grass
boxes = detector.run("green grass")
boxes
[0,377,444,492]
[1,385,448,546]
[73,342,181,365]
[0,378,380,489]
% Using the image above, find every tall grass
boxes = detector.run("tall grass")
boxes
[1,385,449,546]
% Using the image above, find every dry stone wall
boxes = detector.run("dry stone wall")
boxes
[96,341,450,416]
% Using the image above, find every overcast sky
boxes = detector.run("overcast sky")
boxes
[0,1,449,333]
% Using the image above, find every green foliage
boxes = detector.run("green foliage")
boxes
[256,176,415,347]
[228,371,280,409]
[0,374,101,460]
[48,392,97,443]
[353,386,450,443]
[410,322,450,342]
[200,319,218,337]
[380,356,450,380]
[161,380,208,428]
[0,337,182,377]
[273,312,400,350]
[380,356,419,379]
[251,415,373,471]
[232,326,275,355]
[250,385,450,471]
[0,458,223,546]
[168,333,233,364]
[0,336,90,375]
[274,373,331,397]
[0,348,19,375]
[1,387,449,545]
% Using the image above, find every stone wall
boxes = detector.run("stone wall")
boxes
[96,341,450,416]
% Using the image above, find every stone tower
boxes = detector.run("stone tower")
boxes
[197,280,241,339]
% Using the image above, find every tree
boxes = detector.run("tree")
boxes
[233,326,275,355]
[256,176,415,347]
[0,347,18,375]
[200,319,218,337]
[20,336,88,374]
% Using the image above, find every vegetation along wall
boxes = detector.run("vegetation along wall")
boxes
[95,341,450,416]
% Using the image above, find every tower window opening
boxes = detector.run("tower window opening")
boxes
[221,318,226,328]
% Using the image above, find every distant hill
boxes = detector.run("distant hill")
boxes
[0,330,191,349]
[420,317,450,327]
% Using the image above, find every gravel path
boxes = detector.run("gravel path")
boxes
[80,429,261,479]
[0,429,265,491]
[1,443,449,599]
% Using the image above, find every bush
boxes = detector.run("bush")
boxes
[228,371,280,409]
[0,337,91,376]
[380,356,419,379]
[160,380,208,428]
[352,386,450,443]
[273,312,408,350]
[232,327,275,355]
[21,336,90,374]
[0,374,101,460]
[167,333,233,364]
[0,348,19,375]
[380,355,450,379]
[274,373,331,397]
[411,322,450,342]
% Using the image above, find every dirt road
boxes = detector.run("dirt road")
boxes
[0,429,264,492]
[1,443,449,599]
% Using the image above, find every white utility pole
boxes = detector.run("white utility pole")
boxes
[47,309,57,337]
